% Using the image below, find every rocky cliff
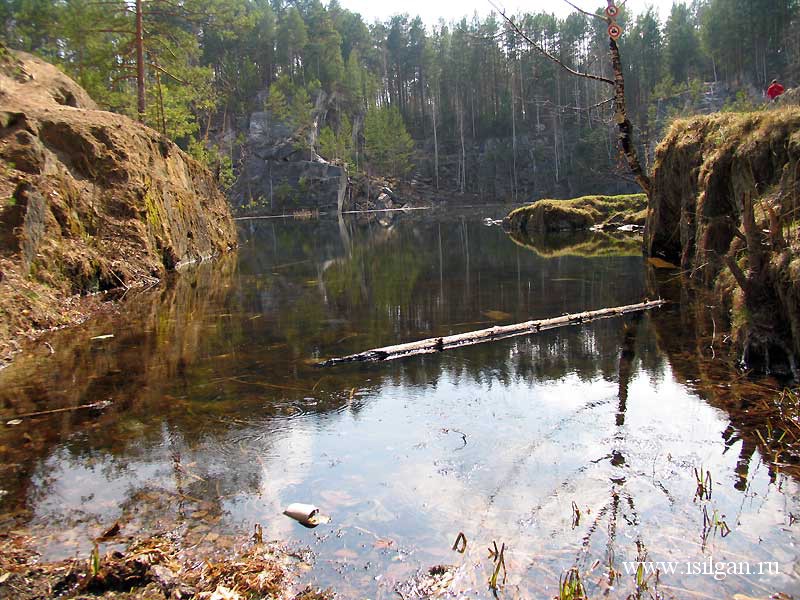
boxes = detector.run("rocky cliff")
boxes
[645,107,800,375]
[230,111,347,214]
[0,48,237,361]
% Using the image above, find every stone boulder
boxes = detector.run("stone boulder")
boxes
[0,47,237,360]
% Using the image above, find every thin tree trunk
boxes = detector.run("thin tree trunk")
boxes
[156,70,166,135]
[553,110,559,182]
[459,96,466,193]
[518,59,526,120]
[135,0,145,122]
[511,71,518,202]
[432,94,439,190]
[608,38,651,196]
[471,91,476,139]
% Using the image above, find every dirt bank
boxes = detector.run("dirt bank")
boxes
[503,194,647,233]
[645,107,800,374]
[0,530,330,600]
[0,47,237,363]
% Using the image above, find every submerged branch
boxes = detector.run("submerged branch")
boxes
[318,300,666,366]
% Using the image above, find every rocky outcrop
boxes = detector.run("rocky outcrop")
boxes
[230,111,347,214]
[503,194,647,233]
[645,107,800,374]
[0,48,237,361]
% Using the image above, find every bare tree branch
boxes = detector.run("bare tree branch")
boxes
[523,96,614,113]
[490,1,615,86]
[148,62,189,85]
[493,0,652,196]
[724,254,749,291]
[562,0,607,22]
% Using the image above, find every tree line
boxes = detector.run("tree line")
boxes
[1,0,796,196]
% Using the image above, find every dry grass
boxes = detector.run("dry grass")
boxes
[0,532,330,600]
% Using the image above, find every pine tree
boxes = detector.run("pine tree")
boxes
[364,105,414,179]
[276,6,308,81]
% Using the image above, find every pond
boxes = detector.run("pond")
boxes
[1,207,798,599]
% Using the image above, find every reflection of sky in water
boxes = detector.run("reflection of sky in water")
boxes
[3,211,800,598]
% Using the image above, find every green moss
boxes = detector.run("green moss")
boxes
[506,193,647,233]
[143,183,164,230]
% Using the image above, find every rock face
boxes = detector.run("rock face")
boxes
[0,48,237,359]
[230,111,347,213]
[645,108,800,373]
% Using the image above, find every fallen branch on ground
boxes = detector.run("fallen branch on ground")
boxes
[318,299,667,366]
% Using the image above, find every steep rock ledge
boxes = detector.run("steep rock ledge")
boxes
[0,48,237,361]
[230,111,347,214]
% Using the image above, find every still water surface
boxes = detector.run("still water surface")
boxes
[1,208,798,598]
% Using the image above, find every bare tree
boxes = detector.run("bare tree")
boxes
[493,0,652,197]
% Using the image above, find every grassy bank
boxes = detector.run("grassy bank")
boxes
[503,194,647,233]
[646,106,800,374]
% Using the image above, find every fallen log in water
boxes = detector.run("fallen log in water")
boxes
[318,299,667,366]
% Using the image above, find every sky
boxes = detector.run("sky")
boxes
[337,0,678,26]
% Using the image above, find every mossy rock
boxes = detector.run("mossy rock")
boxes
[504,194,647,233]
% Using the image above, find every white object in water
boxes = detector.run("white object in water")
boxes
[283,503,331,528]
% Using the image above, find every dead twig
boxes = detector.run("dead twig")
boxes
[5,400,112,422]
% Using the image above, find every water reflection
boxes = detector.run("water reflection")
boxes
[0,211,798,598]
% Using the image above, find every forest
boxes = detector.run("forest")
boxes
[1,0,797,198]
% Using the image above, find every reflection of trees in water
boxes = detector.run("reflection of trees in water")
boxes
[0,255,250,513]
[0,216,679,555]
[648,271,800,488]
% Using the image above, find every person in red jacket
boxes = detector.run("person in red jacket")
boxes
[767,79,785,101]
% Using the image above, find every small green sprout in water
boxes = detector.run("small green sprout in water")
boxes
[635,562,647,591]
[624,545,662,600]
[701,505,731,549]
[693,467,712,501]
[487,540,506,591]
[606,550,620,586]
[89,542,100,577]
[557,566,587,600]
